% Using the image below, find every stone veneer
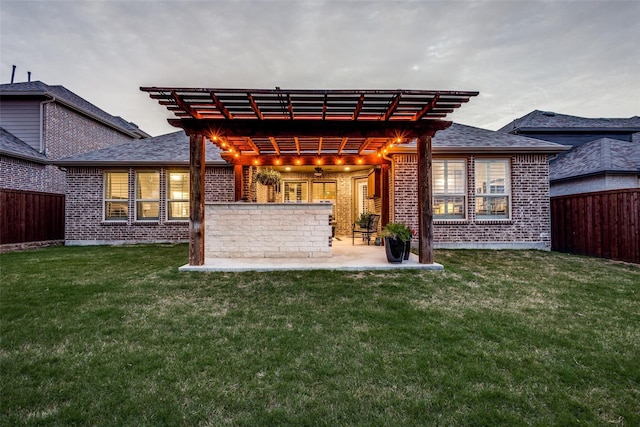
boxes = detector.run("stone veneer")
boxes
[65,166,234,244]
[391,153,552,249]
[205,203,333,258]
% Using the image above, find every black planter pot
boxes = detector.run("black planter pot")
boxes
[403,239,411,260]
[384,237,405,263]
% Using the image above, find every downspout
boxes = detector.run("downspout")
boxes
[39,95,56,154]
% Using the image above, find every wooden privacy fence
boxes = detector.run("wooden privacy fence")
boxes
[551,189,639,264]
[0,189,65,245]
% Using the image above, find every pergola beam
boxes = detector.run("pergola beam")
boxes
[172,91,202,120]
[170,118,450,139]
[247,93,264,120]
[210,92,233,119]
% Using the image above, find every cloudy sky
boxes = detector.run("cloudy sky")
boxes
[1,0,638,136]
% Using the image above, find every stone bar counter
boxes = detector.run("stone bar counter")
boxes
[205,203,333,259]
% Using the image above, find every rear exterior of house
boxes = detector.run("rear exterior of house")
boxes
[0,81,148,249]
[58,124,566,250]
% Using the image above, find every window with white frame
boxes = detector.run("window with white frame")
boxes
[167,170,189,220]
[284,181,308,203]
[433,160,466,219]
[104,171,128,221]
[135,171,160,221]
[475,159,510,219]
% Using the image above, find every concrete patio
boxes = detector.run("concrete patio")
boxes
[179,236,444,272]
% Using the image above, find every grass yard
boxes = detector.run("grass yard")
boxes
[1,244,638,426]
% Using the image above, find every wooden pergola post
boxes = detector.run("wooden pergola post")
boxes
[189,133,206,265]
[417,135,434,264]
[234,165,244,201]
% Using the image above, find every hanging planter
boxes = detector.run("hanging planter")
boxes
[255,168,282,202]
[255,168,282,186]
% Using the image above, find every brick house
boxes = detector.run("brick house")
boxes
[499,110,640,197]
[0,81,149,247]
[57,123,567,250]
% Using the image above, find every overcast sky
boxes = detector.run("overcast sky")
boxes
[1,0,638,136]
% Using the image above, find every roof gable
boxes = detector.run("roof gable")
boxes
[0,81,149,138]
[391,123,569,154]
[0,127,48,163]
[500,110,640,133]
[550,138,640,181]
[54,131,226,166]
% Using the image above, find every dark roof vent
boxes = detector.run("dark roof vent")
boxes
[542,111,556,117]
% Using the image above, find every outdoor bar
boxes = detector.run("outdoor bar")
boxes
[205,202,333,258]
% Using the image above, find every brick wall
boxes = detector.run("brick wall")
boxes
[205,203,332,258]
[65,166,234,244]
[0,156,49,192]
[391,153,552,249]
[42,103,137,193]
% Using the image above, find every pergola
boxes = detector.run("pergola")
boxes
[141,87,478,266]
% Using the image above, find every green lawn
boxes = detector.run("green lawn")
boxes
[1,244,638,426]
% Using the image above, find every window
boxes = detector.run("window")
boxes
[312,181,336,203]
[167,171,189,220]
[475,159,510,219]
[135,171,160,221]
[284,181,308,203]
[312,181,336,216]
[433,160,466,219]
[104,171,128,221]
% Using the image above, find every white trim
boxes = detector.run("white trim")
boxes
[434,241,550,250]
[66,239,188,246]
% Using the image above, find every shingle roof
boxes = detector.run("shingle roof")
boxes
[55,123,569,166]
[0,127,48,163]
[0,81,149,138]
[391,123,569,154]
[499,110,640,133]
[549,138,640,181]
[54,130,227,166]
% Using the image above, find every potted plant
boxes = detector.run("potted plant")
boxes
[404,227,417,260]
[381,222,411,263]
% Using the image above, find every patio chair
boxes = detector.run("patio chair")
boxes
[352,214,380,245]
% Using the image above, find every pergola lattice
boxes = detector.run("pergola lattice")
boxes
[141,87,478,265]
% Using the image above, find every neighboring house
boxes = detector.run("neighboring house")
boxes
[499,110,640,196]
[501,110,640,263]
[548,138,640,196]
[0,81,149,248]
[57,123,567,250]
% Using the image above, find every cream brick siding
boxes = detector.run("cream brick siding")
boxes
[205,203,332,258]
[65,166,234,244]
[391,153,552,249]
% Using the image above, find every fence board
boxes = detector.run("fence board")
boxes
[551,189,640,264]
[0,189,65,245]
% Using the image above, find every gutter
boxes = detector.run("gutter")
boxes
[550,169,640,183]
[387,144,570,155]
[39,95,56,154]
[52,160,230,167]
[0,150,49,164]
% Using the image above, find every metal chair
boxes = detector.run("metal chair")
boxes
[352,214,380,245]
